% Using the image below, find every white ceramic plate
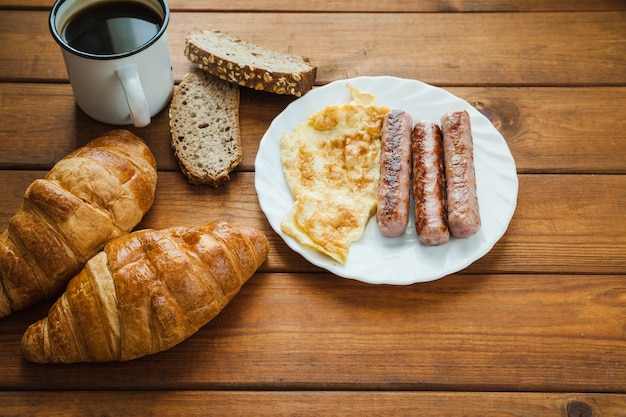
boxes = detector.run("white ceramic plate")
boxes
[255,76,518,285]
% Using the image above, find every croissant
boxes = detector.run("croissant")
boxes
[21,221,270,363]
[0,130,157,319]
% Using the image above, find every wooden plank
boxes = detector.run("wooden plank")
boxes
[0,273,625,392]
[1,391,626,417]
[0,82,294,172]
[1,11,624,86]
[3,0,625,12]
[469,174,626,275]
[1,84,625,174]
[455,87,626,174]
[1,171,625,275]
[1,0,624,411]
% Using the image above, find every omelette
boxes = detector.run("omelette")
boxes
[280,85,389,263]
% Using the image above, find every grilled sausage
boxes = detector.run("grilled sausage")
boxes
[376,109,413,237]
[441,110,480,238]
[412,121,450,245]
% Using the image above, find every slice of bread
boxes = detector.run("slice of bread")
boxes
[169,70,241,187]
[185,29,317,97]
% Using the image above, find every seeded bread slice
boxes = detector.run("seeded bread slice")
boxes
[185,29,317,97]
[169,70,241,187]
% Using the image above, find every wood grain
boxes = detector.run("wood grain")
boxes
[0,273,624,392]
[1,2,625,414]
[1,84,625,174]
[1,11,624,86]
[1,391,626,417]
[1,171,625,275]
[2,0,626,12]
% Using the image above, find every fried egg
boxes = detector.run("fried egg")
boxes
[280,85,389,263]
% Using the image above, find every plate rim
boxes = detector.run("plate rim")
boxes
[255,75,519,285]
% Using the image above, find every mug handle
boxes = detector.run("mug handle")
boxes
[116,65,151,128]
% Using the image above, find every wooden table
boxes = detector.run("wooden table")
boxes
[1,1,626,415]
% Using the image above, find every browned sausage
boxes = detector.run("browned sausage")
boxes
[376,109,413,237]
[412,121,450,246]
[441,110,480,238]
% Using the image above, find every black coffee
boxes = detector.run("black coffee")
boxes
[62,2,162,56]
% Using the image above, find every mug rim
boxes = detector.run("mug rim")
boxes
[49,0,170,60]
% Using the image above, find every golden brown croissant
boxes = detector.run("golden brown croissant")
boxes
[0,130,157,319]
[21,221,269,363]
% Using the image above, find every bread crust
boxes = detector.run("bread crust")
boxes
[185,30,317,97]
[21,221,270,363]
[0,130,157,319]
[169,71,242,187]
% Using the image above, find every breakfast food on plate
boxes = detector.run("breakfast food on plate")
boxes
[280,85,389,263]
[0,130,157,319]
[21,221,269,363]
[185,29,317,97]
[441,110,481,238]
[376,109,413,237]
[169,70,241,186]
[412,121,450,246]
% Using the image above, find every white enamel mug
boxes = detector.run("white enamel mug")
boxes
[50,0,174,127]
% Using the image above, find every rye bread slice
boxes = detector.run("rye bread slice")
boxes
[185,29,317,97]
[169,70,241,187]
